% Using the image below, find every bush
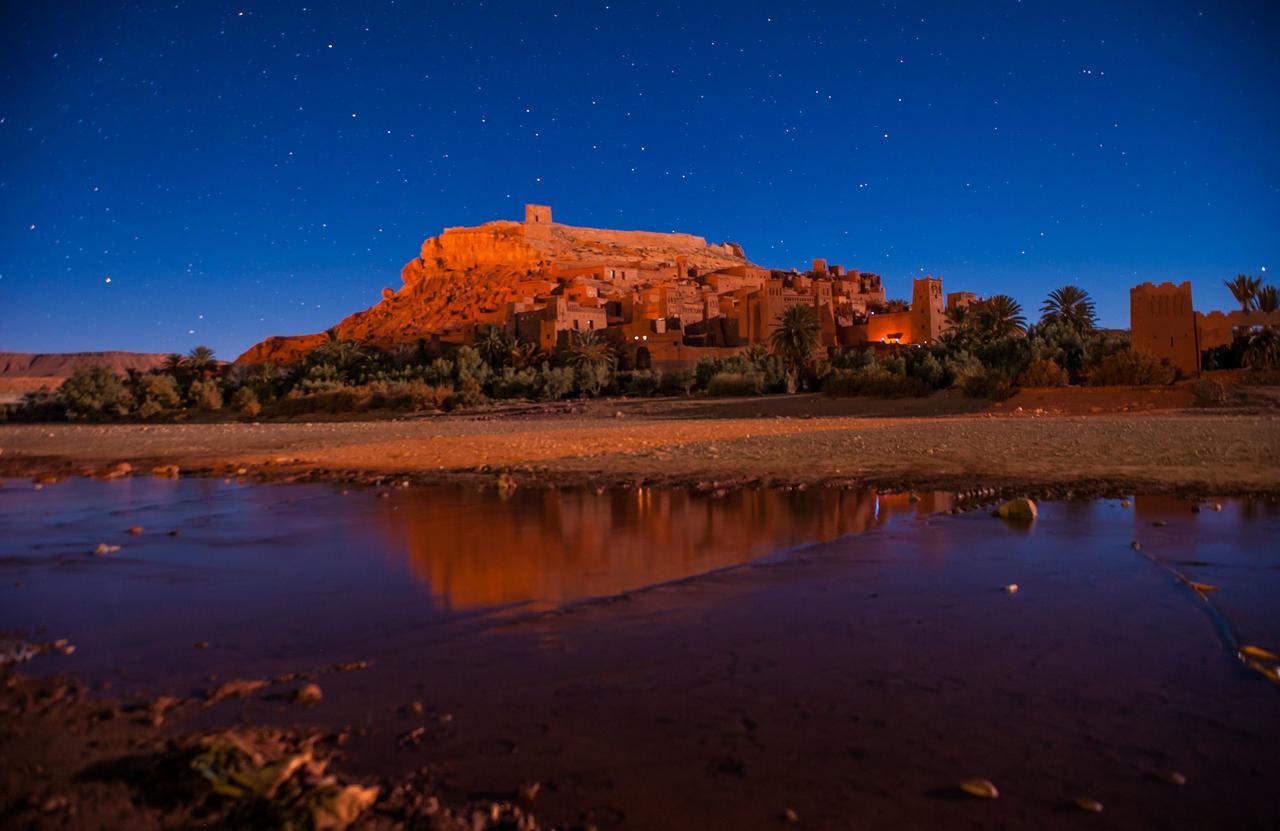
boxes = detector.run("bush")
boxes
[823,369,932,398]
[231,386,262,417]
[60,366,133,419]
[693,356,727,390]
[622,370,662,397]
[1189,379,1228,407]
[961,369,1016,400]
[662,369,697,397]
[447,377,486,409]
[537,365,575,400]
[137,374,181,409]
[1017,358,1068,388]
[274,389,365,416]
[189,379,224,410]
[706,371,764,396]
[382,380,449,411]
[490,367,541,400]
[1087,350,1175,386]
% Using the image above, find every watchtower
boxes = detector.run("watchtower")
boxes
[525,204,552,225]
[910,276,945,342]
[1130,281,1198,376]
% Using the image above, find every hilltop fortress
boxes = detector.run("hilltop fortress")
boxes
[237,205,976,370]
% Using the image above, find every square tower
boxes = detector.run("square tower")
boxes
[525,204,552,225]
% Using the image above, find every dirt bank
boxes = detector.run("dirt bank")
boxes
[2,393,1279,496]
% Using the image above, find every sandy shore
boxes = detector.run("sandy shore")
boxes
[3,392,1279,495]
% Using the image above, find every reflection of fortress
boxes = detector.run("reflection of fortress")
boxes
[380,487,953,609]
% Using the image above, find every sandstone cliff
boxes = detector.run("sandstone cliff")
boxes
[236,216,756,365]
[0,351,169,378]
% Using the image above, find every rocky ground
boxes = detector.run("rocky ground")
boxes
[2,391,1279,496]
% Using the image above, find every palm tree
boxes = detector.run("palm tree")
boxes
[1040,285,1097,332]
[566,328,613,368]
[769,304,821,383]
[509,341,540,370]
[186,345,217,377]
[942,304,977,349]
[161,353,185,374]
[975,295,1027,339]
[309,339,367,373]
[1225,275,1262,313]
[1243,327,1280,370]
[1255,285,1278,314]
[474,325,513,368]
[566,329,615,396]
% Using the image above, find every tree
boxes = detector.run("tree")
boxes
[1256,285,1278,314]
[1040,286,1097,332]
[565,329,615,396]
[186,345,217,378]
[974,295,1027,340]
[769,304,821,387]
[474,325,513,368]
[1225,274,1262,313]
[941,304,977,350]
[1244,327,1280,370]
[60,366,133,419]
[189,379,224,410]
[509,341,541,370]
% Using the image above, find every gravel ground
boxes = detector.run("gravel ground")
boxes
[2,394,1278,495]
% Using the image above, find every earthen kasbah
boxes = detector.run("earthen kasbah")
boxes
[236,205,978,371]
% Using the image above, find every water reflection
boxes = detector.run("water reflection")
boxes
[380,486,953,609]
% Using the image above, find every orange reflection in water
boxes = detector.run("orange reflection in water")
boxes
[380,487,953,610]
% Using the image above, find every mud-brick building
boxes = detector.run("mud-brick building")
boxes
[1129,280,1280,377]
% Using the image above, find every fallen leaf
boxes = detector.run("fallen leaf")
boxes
[1074,796,1104,813]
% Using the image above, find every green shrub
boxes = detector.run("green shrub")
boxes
[137,374,181,409]
[60,366,133,419]
[961,369,1016,400]
[231,386,262,416]
[623,370,662,397]
[447,377,486,409]
[189,379,224,410]
[491,367,540,400]
[823,369,932,398]
[706,371,764,396]
[662,369,697,396]
[537,365,575,400]
[274,389,364,416]
[1017,358,1068,388]
[1086,350,1175,386]
[1188,379,1228,407]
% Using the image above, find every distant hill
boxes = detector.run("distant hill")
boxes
[0,351,171,403]
[0,351,170,378]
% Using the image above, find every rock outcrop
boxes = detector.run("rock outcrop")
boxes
[0,351,170,378]
[236,213,757,365]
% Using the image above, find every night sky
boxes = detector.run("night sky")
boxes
[2,1,1277,359]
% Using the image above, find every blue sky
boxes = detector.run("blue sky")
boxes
[2,1,1276,358]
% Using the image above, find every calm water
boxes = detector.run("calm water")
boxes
[3,477,1280,828]
[0,477,946,688]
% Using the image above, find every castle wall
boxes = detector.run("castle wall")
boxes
[1130,281,1199,376]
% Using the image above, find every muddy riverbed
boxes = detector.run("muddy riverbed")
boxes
[2,478,1279,829]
